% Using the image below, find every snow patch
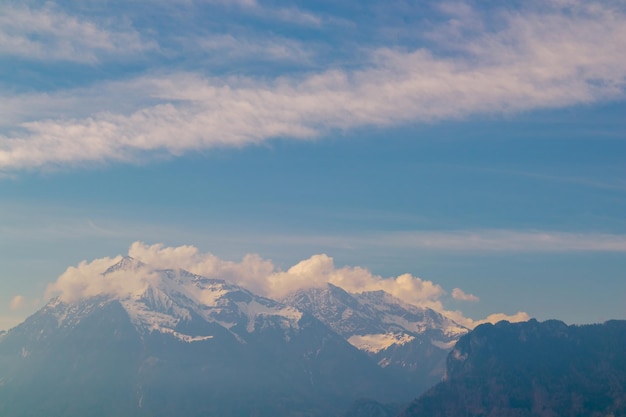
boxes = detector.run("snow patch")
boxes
[120,298,183,332]
[195,287,230,306]
[381,314,427,334]
[348,332,415,354]
[155,327,213,343]
[236,301,302,332]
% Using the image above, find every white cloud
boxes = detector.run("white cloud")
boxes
[45,241,529,329]
[127,242,445,306]
[127,242,276,296]
[9,295,25,310]
[44,255,162,303]
[452,288,479,302]
[0,1,624,171]
[0,5,154,63]
[443,310,531,329]
[266,254,447,304]
[475,311,532,327]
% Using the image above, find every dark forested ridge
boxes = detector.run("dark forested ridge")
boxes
[400,319,626,417]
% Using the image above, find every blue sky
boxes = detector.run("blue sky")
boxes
[1,0,625,330]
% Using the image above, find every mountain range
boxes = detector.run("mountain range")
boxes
[0,256,467,417]
[5,256,623,417]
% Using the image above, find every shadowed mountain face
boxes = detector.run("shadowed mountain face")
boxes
[0,257,442,417]
[400,319,626,417]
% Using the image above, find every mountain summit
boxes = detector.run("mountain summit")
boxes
[103,256,304,342]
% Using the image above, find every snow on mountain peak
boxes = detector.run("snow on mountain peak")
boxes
[42,254,464,357]
[44,258,303,343]
[284,283,465,338]
[283,282,468,367]
[348,332,416,354]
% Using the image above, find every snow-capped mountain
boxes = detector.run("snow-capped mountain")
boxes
[0,257,469,416]
[283,284,468,388]
[0,257,411,417]
[98,256,303,342]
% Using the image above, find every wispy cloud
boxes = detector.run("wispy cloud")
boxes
[197,34,314,64]
[366,230,626,252]
[483,168,626,193]
[1,1,624,171]
[3,201,624,254]
[216,230,626,253]
[0,211,171,242]
[219,0,323,26]
[0,4,154,63]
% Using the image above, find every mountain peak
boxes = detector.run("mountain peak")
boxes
[103,256,145,275]
[42,258,306,345]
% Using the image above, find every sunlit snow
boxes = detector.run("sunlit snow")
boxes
[347,332,415,353]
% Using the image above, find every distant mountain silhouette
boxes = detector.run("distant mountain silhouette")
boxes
[400,319,626,417]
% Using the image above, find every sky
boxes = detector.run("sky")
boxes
[1,0,625,331]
